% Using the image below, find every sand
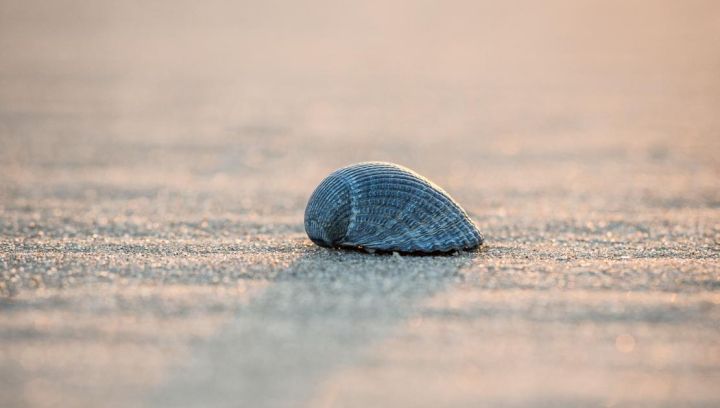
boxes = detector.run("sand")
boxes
[1,1,719,407]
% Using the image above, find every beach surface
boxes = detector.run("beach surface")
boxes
[1,1,719,406]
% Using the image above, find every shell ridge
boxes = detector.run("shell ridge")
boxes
[347,165,477,251]
[350,193,465,251]
[305,162,483,253]
[340,172,358,246]
[349,196,420,250]
[304,171,353,247]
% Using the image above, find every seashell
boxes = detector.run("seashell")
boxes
[304,162,483,253]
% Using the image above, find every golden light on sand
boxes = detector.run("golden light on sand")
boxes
[615,334,636,354]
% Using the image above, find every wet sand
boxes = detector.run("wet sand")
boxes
[1,1,719,407]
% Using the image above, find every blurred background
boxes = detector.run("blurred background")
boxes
[2,0,718,204]
[1,1,719,407]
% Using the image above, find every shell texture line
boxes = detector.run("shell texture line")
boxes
[304,162,483,253]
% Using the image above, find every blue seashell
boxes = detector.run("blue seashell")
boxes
[304,162,483,253]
